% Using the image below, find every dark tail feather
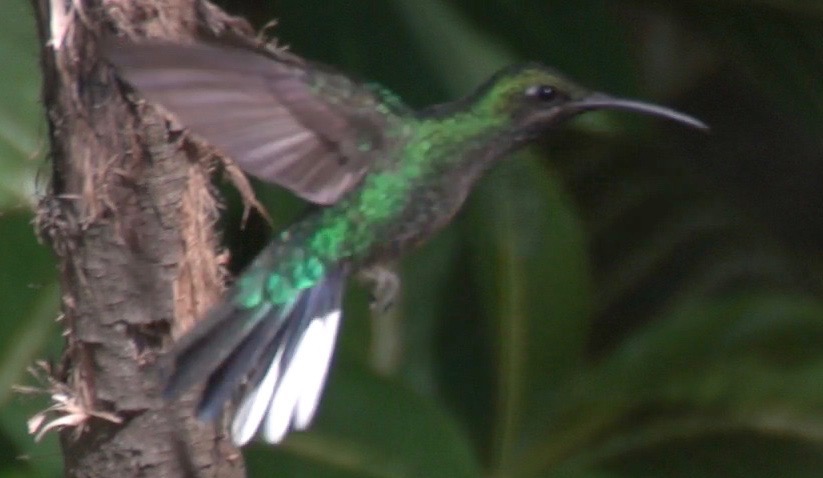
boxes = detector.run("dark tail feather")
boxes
[195,306,291,421]
[163,267,345,446]
[163,300,273,401]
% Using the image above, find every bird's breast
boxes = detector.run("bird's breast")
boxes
[353,173,470,265]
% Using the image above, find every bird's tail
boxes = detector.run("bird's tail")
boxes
[163,267,346,445]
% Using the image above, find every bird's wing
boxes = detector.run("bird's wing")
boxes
[103,40,410,205]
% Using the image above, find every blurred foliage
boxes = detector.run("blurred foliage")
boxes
[2,0,822,476]
[0,0,63,477]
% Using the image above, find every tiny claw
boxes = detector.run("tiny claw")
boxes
[369,291,395,315]
[360,264,400,315]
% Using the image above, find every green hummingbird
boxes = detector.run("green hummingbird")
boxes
[104,39,706,446]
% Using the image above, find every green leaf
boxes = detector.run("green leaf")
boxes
[392,0,514,92]
[602,431,823,478]
[0,399,62,478]
[245,364,482,478]
[514,293,823,475]
[0,0,43,210]
[0,213,60,478]
[0,212,59,405]
[462,158,592,472]
[398,227,461,395]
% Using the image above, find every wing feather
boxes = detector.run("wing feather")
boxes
[104,40,410,204]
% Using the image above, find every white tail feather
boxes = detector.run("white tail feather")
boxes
[254,309,340,444]
[263,319,321,442]
[294,311,341,429]
[230,349,284,446]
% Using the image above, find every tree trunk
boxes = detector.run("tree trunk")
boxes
[30,1,253,476]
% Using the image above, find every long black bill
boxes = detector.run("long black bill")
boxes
[573,93,709,131]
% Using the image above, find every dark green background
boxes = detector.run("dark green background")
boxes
[1,0,822,476]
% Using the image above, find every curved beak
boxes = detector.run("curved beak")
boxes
[572,93,709,131]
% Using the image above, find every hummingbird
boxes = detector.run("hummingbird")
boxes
[104,39,706,446]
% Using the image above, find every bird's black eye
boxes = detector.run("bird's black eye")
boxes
[526,84,557,101]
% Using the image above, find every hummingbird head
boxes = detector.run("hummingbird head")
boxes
[474,63,707,135]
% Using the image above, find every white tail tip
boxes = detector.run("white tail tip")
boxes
[230,309,341,445]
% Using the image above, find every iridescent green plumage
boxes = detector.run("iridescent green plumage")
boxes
[105,40,706,446]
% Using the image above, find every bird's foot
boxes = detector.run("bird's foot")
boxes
[360,264,400,314]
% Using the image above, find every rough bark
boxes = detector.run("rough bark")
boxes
[30,1,257,476]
